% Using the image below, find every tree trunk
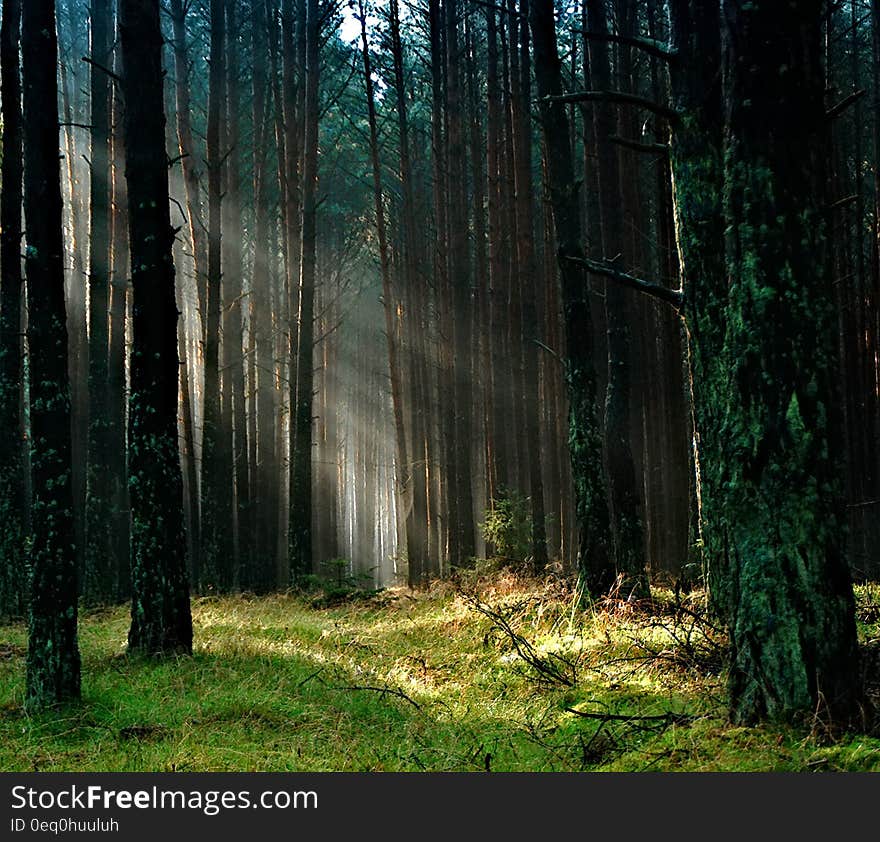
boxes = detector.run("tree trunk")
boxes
[514,0,547,571]
[120,0,193,655]
[22,0,81,707]
[85,0,114,602]
[530,0,613,592]
[587,0,648,598]
[201,0,234,589]
[290,0,319,579]
[0,0,26,617]
[717,0,860,724]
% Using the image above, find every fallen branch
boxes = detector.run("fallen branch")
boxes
[334,683,422,711]
[565,707,692,726]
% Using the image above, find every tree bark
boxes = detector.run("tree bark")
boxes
[717,0,860,724]
[530,0,613,592]
[0,0,26,617]
[23,0,81,707]
[290,0,320,579]
[120,0,193,655]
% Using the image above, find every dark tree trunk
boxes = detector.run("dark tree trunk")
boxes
[250,0,277,590]
[0,0,26,617]
[358,0,413,583]
[666,0,726,597]
[388,0,428,582]
[120,0,192,655]
[514,0,547,572]
[22,0,81,707]
[201,0,234,589]
[108,10,130,601]
[587,0,648,598]
[717,0,860,724]
[530,0,613,592]
[445,0,476,567]
[224,0,249,587]
[290,0,319,579]
[85,0,114,602]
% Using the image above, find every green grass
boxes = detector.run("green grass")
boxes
[1,574,880,771]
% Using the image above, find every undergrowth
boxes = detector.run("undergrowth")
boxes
[0,574,878,771]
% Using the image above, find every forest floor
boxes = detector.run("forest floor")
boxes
[2,573,880,771]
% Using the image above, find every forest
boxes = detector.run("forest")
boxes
[2,0,880,773]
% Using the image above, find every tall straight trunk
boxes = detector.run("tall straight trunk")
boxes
[251,0,275,590]
[108,8,130,600]
[0,0,26,617]
[290,0,319,579]
[665,0,727,608]
[224,0,249,585]
[358,0,413,582]
[504,1,526,492]
[514,0,547,571]
[281,0,302,353]
[388,0,428,581]
[169,0,204,574]
[465,13,489,558]
[23,0,81,708]
[201,0,234,589]
[169,0,206,320]
[58,40,88,614]
[587,0,648,598]
[445,0,475,566]
[120,0,192,655]
[872,0,880,560]
[429,0,457,570]
[530,0,612,592]
[85,0,114,602]
[485,7,503,512]
[717,0,859,724]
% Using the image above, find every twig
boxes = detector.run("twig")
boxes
[334,683,422,710]
[565,707,692,726]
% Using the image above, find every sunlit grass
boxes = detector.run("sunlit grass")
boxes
[0,576,879,771]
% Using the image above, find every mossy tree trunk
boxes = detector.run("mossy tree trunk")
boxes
[22,0,81,707]
[0,0,26,618]
[715,0,860,724]
[120,0,192,655]
[666,0,726,592]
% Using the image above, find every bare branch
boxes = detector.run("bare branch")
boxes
[575,29,677,62]
[566,256,684,312]
[608,134,668,155]
[540,89,680,123]
[81,56,122,84]
[826,88,865,120]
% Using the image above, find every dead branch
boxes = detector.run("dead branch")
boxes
[566,256,684,312]
[574,29,677,63]
[540,89,680,123]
